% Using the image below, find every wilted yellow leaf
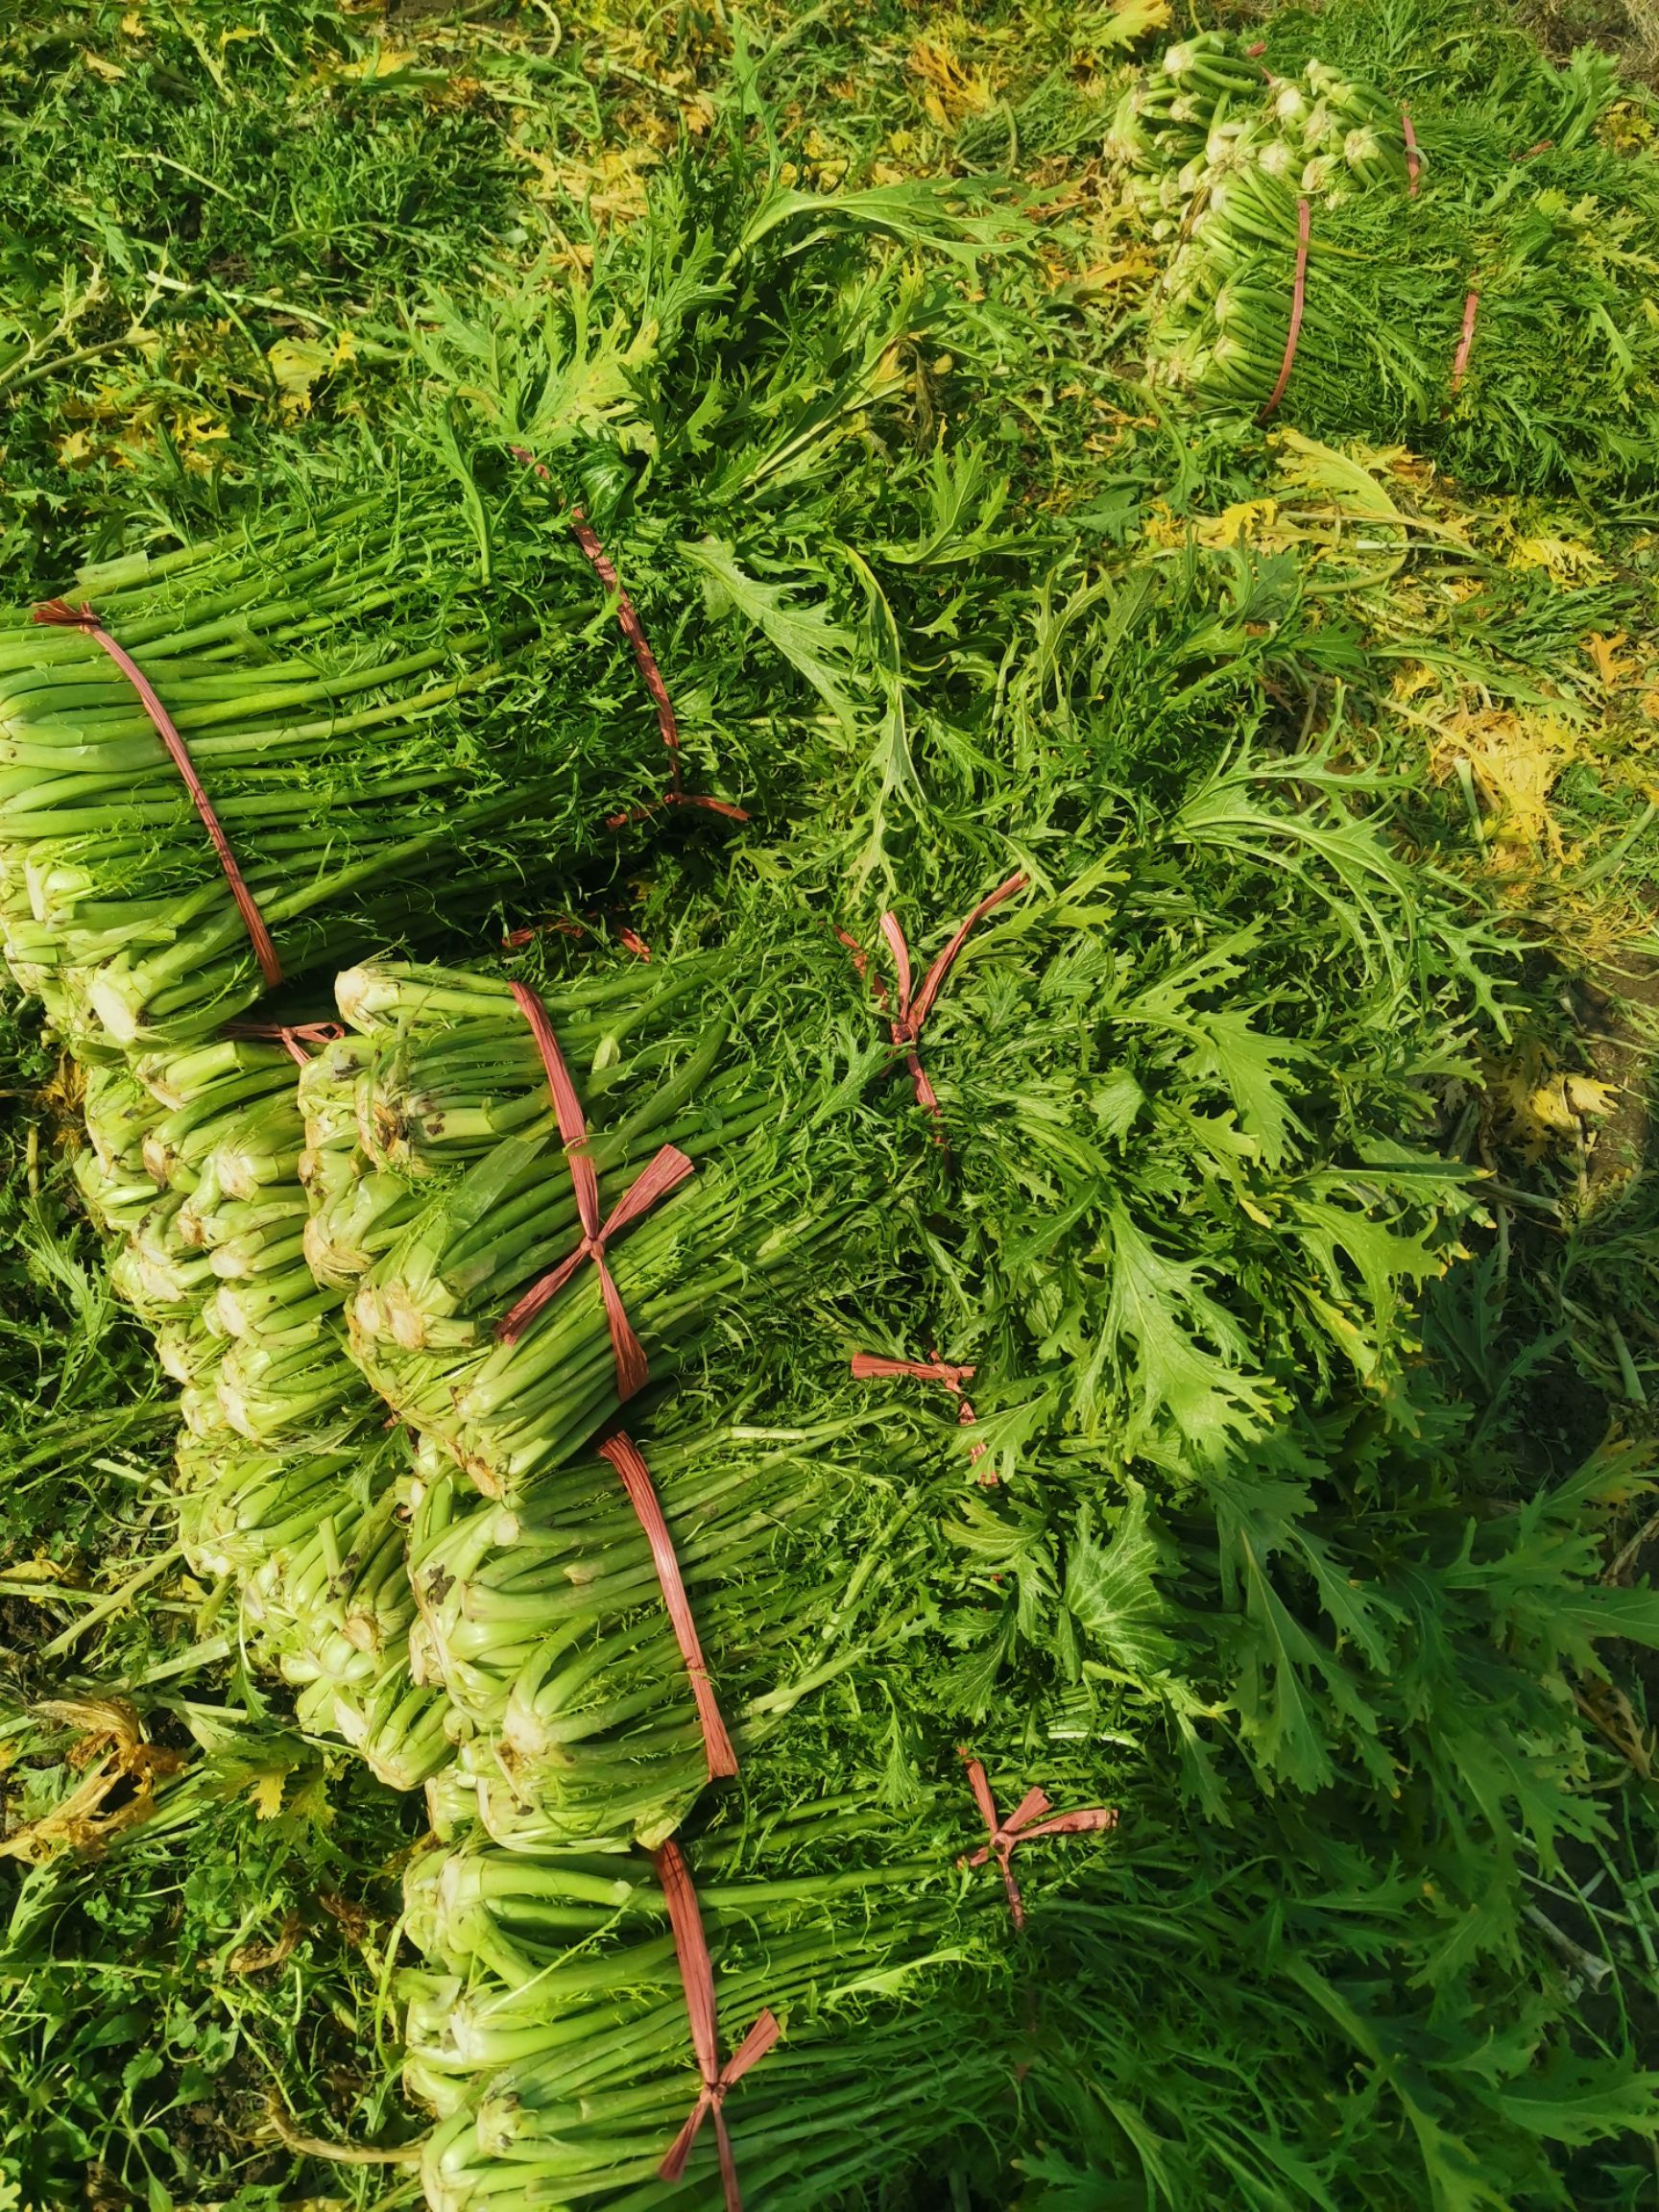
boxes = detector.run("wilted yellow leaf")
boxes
[120,10,147,35]
[1195,498,1282,550]
[332,43,421,80]
[1486,1044,1616,1158]
[1390,662,1438,705]
[1271,428,1404,520]
[1509,533,1605,584]
[267,337,335,416]
[82,48,126,81]
[1583,630,1633,688]
[56,429,96,469]
[909,34,996,126]
[248,1769,287,1820]
[1081,0,1173,51]
[1565,1074,1618,1119]
[1428,704,1577,867]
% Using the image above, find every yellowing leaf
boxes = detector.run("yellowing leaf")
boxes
[1565,1074,1618,1119]
[55,429,96,469]
[1081,0,1173,52]
[1195,498,1282,551]
[1486,1045,1616,1159]
[120,10,147,35]
[82,48,127,81]
[333,43,421,81]
[1510,533,1606,584]
[1271,428,1404,521]
[1428,704,1577,868]
[247,1769,286,1820]
[266,337,336,417]
[1583,630,1633,688]
[909,34,997,126]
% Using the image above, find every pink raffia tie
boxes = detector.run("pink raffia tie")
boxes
[655,1839,781,2210]
[1401,104,1420,197]
[33,600,282,989]
[838,872,1027,1143]
[598,1434,737,1781]
[495,980,695,1392]
[958,1751,1118,1933]
[851,1351,993,1479]
[1259,197,1310,423]
[224,1019,345,1070]
[1451,289,1480,394]
[509,445,747,829]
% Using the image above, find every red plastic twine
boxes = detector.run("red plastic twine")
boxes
[655,1839,781,2211]
[958,1751,1119,1933]
[851,1351,991,1476]
[838,872,1028,1142]
[1451,289,1480,393]
[495,980,696,1387]
[598,1433,737,1781]
[1259,197,1311,424]
[1400,104,1421,197]
[33,600,282,989]
[509,445,747,829]
[224,1019,345,1070]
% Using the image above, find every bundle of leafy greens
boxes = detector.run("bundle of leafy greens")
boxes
[325,942,924,1503]
[0,137,1029,1053]
[402,1788,1036,2212]
[1115,25,1659,492]
[399,1719,1659,2212]
[406,1396,971,1853]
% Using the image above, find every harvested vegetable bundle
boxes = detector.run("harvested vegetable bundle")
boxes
[325,940,922,1503]
[830,557,1513,1472]
[408,1407,955,1851]
[70,1016,444,1780]
[0,154,1022,1053]
[407,1745,1644,2212]
[1118,29,1659,489]
[401,1791,1048,2212]
[75,1029,363,1441]
[177,1420,448,1790]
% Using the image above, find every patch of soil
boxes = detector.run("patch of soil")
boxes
[1572,950,1659,1206]
[1517,0,1659,83]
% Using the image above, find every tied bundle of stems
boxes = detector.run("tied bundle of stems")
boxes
[0,145,1031,1053]
[0,501,620,1050]
[407,1411,942,1851]
[1122,28,1659,490]
[326,945,914,1503]
[80,1030,364,1444]
[400,1795,1031,2212]
[301,952,734,1295]
[177,1420,449,1791]
[72,1017,445,1781]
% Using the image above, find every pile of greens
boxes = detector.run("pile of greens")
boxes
[7,7,1659,2208]
[1117,24,1659,490]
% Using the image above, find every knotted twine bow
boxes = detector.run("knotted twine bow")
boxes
[958,1750,1118,1933]
[509,445,747,829]
[1258,196,1311,424]
[223,1019,345,1070]
[598,1433,737,1781]
[838,872,1028,1142]
[850,1351,992,1478]
[495,980,696,1392]
[655,1839,781,2210]
[32,599,283,989]
[1451,288,1480,394]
